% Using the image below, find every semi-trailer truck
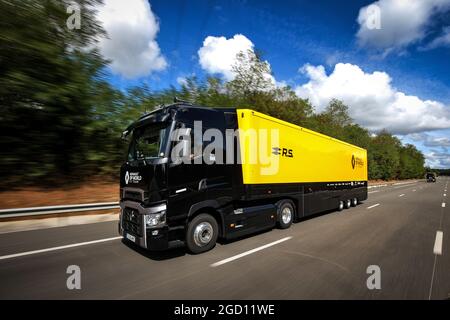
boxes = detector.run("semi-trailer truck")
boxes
[119,102,368,253]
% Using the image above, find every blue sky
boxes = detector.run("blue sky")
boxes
[96,0,450,168]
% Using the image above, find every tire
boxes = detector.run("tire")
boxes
[344,199,351,209]
[338,200,344,211]
[186,214,218,254]
[276,200,294,229]
[351,198,358,207]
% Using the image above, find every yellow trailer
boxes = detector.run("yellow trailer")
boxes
[237,109,367,184]
[236,109,368,215]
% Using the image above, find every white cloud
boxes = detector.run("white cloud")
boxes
[176,72,199,87]
[425,150,450,168]
[198,34,254,81]
[356,0,450,54]
[295,63,450,134]
[197,34,276,87]
[176,76,188,86]
[95,0,167,78]
[422,26,450,50]
[408,132,450,147]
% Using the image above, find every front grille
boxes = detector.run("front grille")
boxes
[122,207,142,236]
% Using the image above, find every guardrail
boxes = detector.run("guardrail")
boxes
[0,202,120,219]
[0,180,423,219]
[367,180,420,189]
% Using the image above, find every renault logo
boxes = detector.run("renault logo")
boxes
[125,171,130,184]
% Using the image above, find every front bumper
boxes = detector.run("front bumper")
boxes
[119,223,170,250]
[119,200,170,251]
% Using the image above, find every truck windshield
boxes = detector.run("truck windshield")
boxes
[128,122,170,161]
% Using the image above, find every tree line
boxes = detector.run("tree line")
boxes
[0,0,426,186]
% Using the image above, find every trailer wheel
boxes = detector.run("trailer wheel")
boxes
[338,201,344,211]
[351,198,358,207]
[276,200,294,229]
[186,214,218,254]
[344,199,352,209]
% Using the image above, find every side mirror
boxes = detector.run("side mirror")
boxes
[121,130,130,140]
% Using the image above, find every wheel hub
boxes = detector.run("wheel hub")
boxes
[281,207,292,224]
[193,222,213,247]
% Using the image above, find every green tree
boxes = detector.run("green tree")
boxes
[342,124,371,149]
[0,0,109,182]
[368,131,401,180]
[309,99,353,140]
[398,144,425,179]
[226,49,274,99]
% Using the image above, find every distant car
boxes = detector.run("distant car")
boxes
[426,173,436,182]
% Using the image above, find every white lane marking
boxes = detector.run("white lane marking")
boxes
[368,190,379,194]
[211,237,292,267]
[433,231,443,255]
[412,189,416,192]
[399,194,405,197]
[429,255,437,300]
[393,183,417,189]
[442,203,446,208]
[393,181,418,186]
[444,194,447,197]
[367,203,380,209]
[0,236,122,261]
[368,184,387,189]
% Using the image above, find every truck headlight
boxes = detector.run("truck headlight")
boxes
[144,211,166,228]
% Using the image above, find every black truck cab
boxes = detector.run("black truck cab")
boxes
[119,104,245,253]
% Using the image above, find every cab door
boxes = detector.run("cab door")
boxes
[167,122,207,217]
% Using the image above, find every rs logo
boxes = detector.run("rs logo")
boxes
[272,147,293,158]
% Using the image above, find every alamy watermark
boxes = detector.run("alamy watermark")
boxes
[366,265,381,290]
[365,4,381,30]
[66,265,81,290]
[66,2,81,30]
[167,121,281,176]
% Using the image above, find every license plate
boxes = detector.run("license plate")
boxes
[126,233,136,242]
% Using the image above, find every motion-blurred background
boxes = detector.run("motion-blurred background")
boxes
[0,0,447,207]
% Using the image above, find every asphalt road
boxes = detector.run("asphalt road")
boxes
[0,178,448,299]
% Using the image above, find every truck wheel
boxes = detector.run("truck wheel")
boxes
[276,200,294,229]
[186,214,218,254]
[338,201,344,211]
[344,199,351,209]
[351,198,358,207]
